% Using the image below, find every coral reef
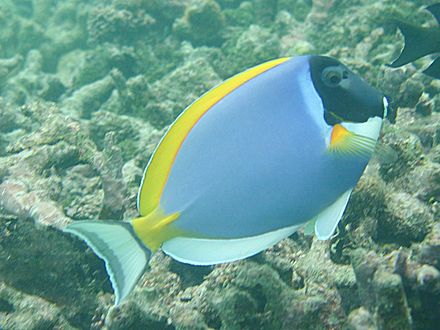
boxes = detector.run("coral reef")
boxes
[173,0,225,47]
[0,0,439,329]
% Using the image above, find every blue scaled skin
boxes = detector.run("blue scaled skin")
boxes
[161,56,374,238]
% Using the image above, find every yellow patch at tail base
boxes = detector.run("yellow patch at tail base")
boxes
[132,208,181,251]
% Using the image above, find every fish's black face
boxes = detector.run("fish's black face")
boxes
[309,55,385,125]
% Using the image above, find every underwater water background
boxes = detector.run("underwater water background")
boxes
[0,0,440,329]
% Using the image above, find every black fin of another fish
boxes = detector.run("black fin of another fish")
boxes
[423,57,440,79]
[427,3,440,25]
[389,21,437,67]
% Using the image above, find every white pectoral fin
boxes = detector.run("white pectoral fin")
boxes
[162,224,302,266]
[314,189,353,240]
[328,117,383,158]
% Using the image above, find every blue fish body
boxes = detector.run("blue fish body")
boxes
[64,55,387,304]
[161,56,369,238]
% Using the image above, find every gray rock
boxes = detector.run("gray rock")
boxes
[173,0,225,47]
[379,192,432,245]
[373,270,412,330]
[347,307,377,330]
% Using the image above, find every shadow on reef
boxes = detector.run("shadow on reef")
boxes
[0,213,110,328]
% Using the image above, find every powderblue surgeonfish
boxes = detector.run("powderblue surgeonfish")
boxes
[64,55,388,305]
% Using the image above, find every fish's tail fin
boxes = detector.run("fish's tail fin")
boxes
[423,57,440,79]
[427,3,440,26]
[389,21,438,67]
[63,220,151,305]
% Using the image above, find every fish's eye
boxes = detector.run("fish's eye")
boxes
[322,67,344,87]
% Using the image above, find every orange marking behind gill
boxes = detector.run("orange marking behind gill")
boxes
[330,124,352,147]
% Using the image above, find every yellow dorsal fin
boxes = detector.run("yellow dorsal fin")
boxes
[131,209,181,251]
[137,57,291,216]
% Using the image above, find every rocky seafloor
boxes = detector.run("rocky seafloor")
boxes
[0,0,439,329]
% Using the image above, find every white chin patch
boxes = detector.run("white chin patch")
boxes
[341,116,383,141]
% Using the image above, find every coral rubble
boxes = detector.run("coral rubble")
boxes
[0,0,439,329]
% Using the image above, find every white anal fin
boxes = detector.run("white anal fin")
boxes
[162,224,302,266]
[315,189,353,240]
